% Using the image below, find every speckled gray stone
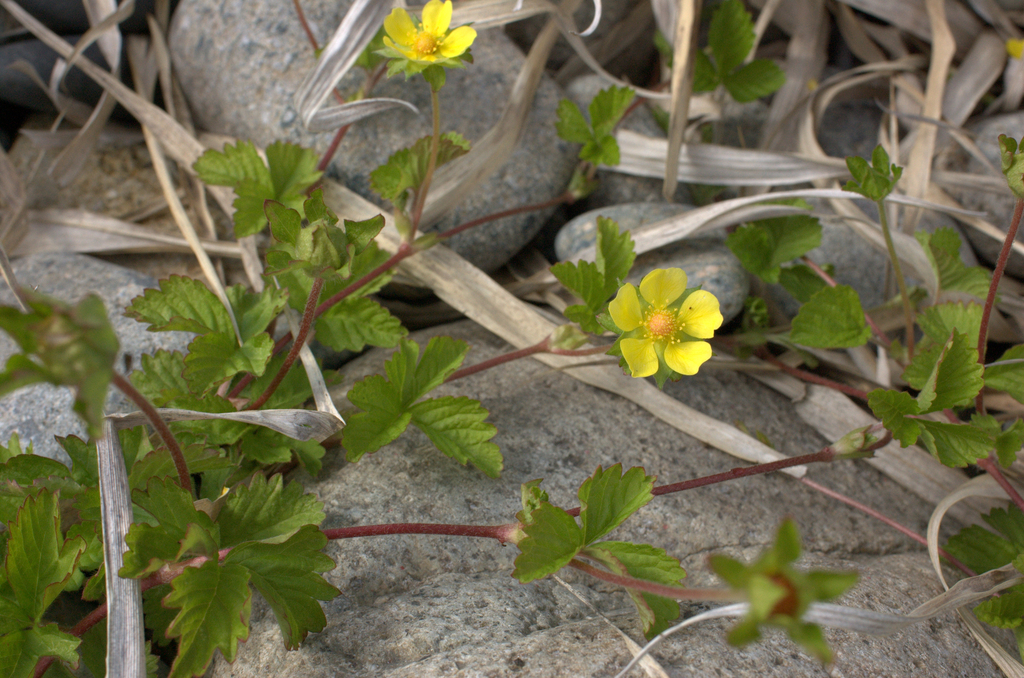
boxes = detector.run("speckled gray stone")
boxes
[210,320,1001,678]
[0,253,191,463]
[555,202,748,323]
[169,0,577,273]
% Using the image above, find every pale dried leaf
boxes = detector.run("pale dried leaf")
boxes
[108,408,343,442]
[663,0,701,199]
[835,0,981,55]
[305,98,420,133]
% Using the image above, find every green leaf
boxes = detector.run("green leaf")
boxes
[315,297,406,352]
[551,261,610,334]
[265,141,322,212]
[790,285,870,348]
[517,479,549,525]
[726,213,821,283]
[994,419,1024,467]
[778,265,829,303]
[162,560,251,678]
[985,344,1024,403]
[578,464,655,544]
[916,418,995,467]
[0,455,71,487]
[1000,134,1024,198]
[844,145,902,202]
[182,331,274,393]
[5,492,85,621]
[579,134,620,167]
[409,396,502,477]
[0,624,80,678]
[512,503,585,584]
[917,302,983,347]
[130,350,189,406]
[55,435,96,486]
[129,444,232,492]
[589,86,635,137]
[913,329,984,412]
[582,540,686,638]
[867,388,921,447]
[217,474,325,548]
[125,276,232,335]
[343,375,411,461]
[237,427,294,466]
[226,284,289,343]
[224,525,340,649]
[916,229,991,298]
[723,59,786,103]
[122,478,216,577]
[975,589,1024,628]
[344,215,386,256]
[708,0,754,75]
[595,217,636,289]
[946,524,1020,574]
[0,434,30,463]
[555,99,593,145]
[693,50,719,92]
[370,133,470,211]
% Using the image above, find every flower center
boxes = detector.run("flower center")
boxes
[644,310,678,339]
[414,32,439,55]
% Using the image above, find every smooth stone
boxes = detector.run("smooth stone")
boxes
[949,111,1024,277]
[169,0,577,273]
[0,252,192,463]
[555,202,748,323]
[211,320,999,677]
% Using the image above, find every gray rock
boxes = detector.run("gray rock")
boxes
[212,320,1000,678]
[950,111,1024,277]
[169,0,577,273]
[0,253,191,463]
[555,202,748,323]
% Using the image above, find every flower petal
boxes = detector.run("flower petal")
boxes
[664,341,712,376]
[421,0,451,35]
[384,36,419,61]
[439,25,476,57]
[621,338,659,378]
[383,8,418,46]
[677,290,723,339]
[639,268,687,307]
[608,283,642,331]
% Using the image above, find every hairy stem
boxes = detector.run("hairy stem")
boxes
[445,339,613,383]
[291,0,318,51]
[801,256,890,347]
[977,453,1024,517]
[876,200,915,357]
[436,192,574,241]
[569,558,743,602]
[112,373,191,494]
[975,196,1023,414]
[323,522,519,543]
[246,277,324,411]
[754,348,870,401]
[409,87,441,238]
[317,124,351,174]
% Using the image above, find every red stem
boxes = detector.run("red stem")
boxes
[322,522,519,542]
[975,196,1023,414]
[435,192,574,242]
[446,340,550,382]
[755,348,870,401]
[799,477,974,576]
[977,454,1024,517]
[317,124,351,174]
[315,241,415,320]
[569,558,741,602]
[111,373,191,495]
[246,277,324,411]
[802,256,890,347]
[291,0,319,51]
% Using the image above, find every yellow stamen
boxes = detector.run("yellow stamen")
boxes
[644,310,677,339]
[414,32,438,55]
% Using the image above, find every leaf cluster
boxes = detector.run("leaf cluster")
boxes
[512,465,686,639]
[693,0,786,102]
[555,86,635,166]
[370,132,470,214]
[550,216,636,334]
[844,145,902,202]
[343,336,502,477]
[193,141,322,238]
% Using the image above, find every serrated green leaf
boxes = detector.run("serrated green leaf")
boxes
[595,216,635,288]
[555,99,593,145]
[409,396,502,477]
[986,344,1024,404]
[914,330,983,412]
[726,214,821,283]
[315,297,406,352]
[974,589,1024,628]
[983,505,1024,552]
[129,444,232,493]
[399,336,468,404]
[344,215,386,256]
[916,229,991,298]
[901,341,944,392]
[265,201,301,247]
[0,624,80,678]
[142,583,175,646]
[579,133,620,167]
[56,435,96,487]
[343,375,411,461]
[868,388,921,446]
[723,59,786,103]
[589,86,635,137]
[725,224,773,281]
[583,540,686,638]
[122,478,216,577]
[552,260,609,333]
[163,560,251,678]
[370,134,470,211]
[224,525,339,649]
[0,455,71,487]
[126,276,232,335]
[693,50,719,92]
[265,141,322,211]
[518,479,549,525]
[844,145,901,201]
[130,350,189,406]
[778,264,828,303]
[790,285,870,348]
[182,331,274,394]
[193,141,270,191]
[0,434,29,463]
[5,492,85,621]
[917,419,995,467]
[217,474,325,548]
[995,419,1024,467]
[945,524,1019,574]
[578,464,654,544]
[236,427,294,466]
[918,302,983,347]
[226,284,289,344]
[708,0,755,75]
[512,503,584,584]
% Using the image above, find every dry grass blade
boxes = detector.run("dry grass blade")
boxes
[579,0,601,36]
[17,208,241,257]
[0,141,27,259]
[64,0,133,74]
[323,179,803,474]
[96,419,146,678]
[452,0,555,28]
[965,0,1022,41]
[276,297,344,421]
[108,408,343,442]
[662,0,701,200]
[306,98,420,133]
[835,0,981,56]
[555,0,654,85]
[18,126,143,150]
[833,1,888,64]
[293,0,392,129]
[4,60,94,126]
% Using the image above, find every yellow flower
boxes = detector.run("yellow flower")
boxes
[383,0,476,65]
[608,268,723,379]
